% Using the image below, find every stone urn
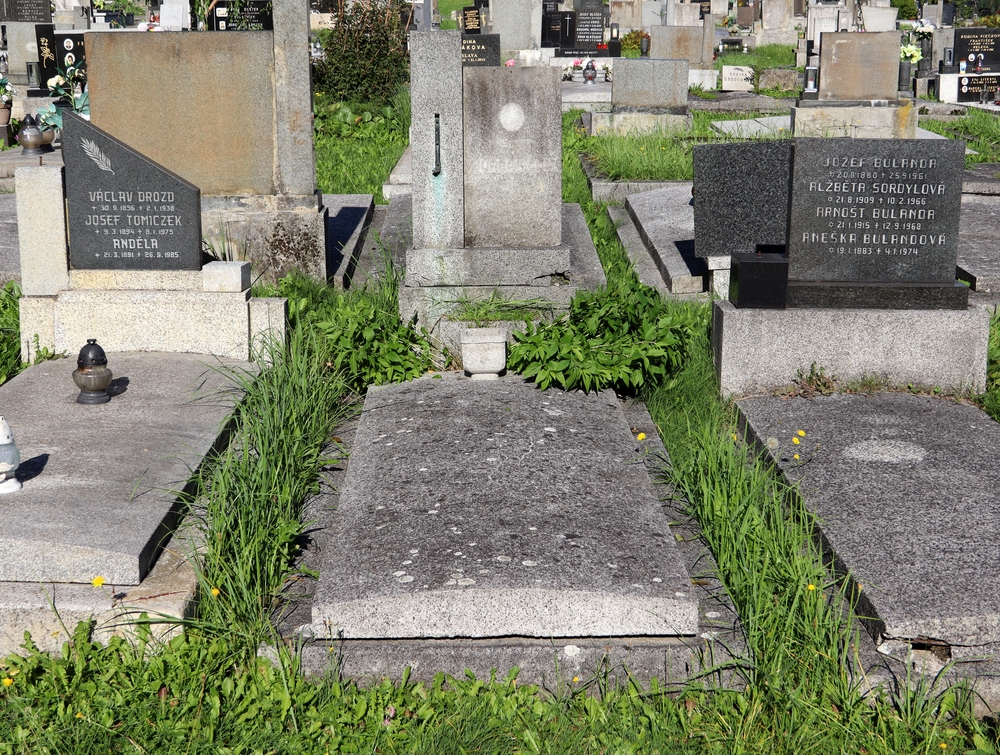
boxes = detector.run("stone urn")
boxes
[461,328,506,380]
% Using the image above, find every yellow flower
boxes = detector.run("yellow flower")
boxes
[793,454,800,460]
[573,676,579,683]
[939,743,947,750]
[731,433,737,441]
[91,576,105,588]
[807,584,816,591]
[792,437,800,445]
[2,678,11,687]
[636,432,646,441]
[797,430,806,437]
[210,587,220,598]
[75,711,83,718]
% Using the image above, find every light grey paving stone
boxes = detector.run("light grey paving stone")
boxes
[311,372,699,640]
[738,392,1000,649]
[625,185,707,294]
[0,352,244,585]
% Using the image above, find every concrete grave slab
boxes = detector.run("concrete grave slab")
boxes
[957,194,1000,292]
[311,373,699,640]
[738,393,1000,649]
[818,32,901,102]
[0,352,244,585]
[624,185,707,294]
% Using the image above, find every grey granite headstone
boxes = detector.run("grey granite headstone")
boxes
[63,113,202,271]
[693,142,792,258]
[462,33,501,66]
[463,66,562,247]
[787,138,965,285]
[955,28,1000,74]
[611,58,688,111]
[490,0,542,51]
[410,31,465,250]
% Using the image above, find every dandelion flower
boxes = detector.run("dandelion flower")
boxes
[797,430,806,437]
[792,437,800,445]
[76,711,83,718]
[807,583,816,591]
[793,454,800,460]
[2,678,11,687]
[91,576,105,588]
[573,676,579,683]
[637,432,646,441]
[939,744,948,751]
[210,587,220,598]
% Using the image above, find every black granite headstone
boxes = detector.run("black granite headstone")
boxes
[786,138,967,308]
[693,142,792,259]
[559,11,576,51]
[462,6,481,33]
[698,0,711,18]
[0,0,50,23]
[955,28,1000,74]
[34,24,56,82]
[461,34,500,66]
[573,10,603,52]
[957,74,1000,102]
[207,0,273,30]
[63,113,202,271]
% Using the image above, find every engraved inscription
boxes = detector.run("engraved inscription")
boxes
[787,140,963,283]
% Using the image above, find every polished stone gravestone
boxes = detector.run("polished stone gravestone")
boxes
[693,142,792,258]
[786,138,967,308]
[957,73,1000,101]
[462,33,501,65]
[0,0,50,22]
[463,5,482,32]
[207,0,273,30]
[955,28,1000,74]
[62,113,202,271]
[35,26,86,87]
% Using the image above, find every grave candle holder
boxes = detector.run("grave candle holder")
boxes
[73,339,113,405]
[18,115,43,156]
[0,417,21,494]
[730,245,789,309]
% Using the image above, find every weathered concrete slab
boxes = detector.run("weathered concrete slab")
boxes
[957,194,1000,293]
[625,185,707,294]
[0,352,244,585]
[311,373,699,640]
[738,393,1000,649]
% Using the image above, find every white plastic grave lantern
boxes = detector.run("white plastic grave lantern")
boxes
[0,416,22,494]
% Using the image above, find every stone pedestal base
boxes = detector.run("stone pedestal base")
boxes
[712,300,989,398]
[791,102,918,139]
[589,111,693,136]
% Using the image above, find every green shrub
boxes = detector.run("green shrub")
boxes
[313,0,409,107]
[620,29,647,53]
[891,0,918,20]
[507,279,704,394]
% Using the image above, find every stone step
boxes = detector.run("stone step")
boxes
[624,186,708,295]
[0,352,243,654]
[295,373,730,684]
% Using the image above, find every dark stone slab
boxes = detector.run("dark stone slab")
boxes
[738,393,1000,648]
[461,33,500,66]
[462,5,481,32]
[206,0,273,30]
[731,250,788,308]
[35,27,86,86]
[0,0,50,23]
[955,28,1000,75]
[787,138,965,285]
[956,73,1000,102]
[693,142,791,259]
[786,280,969,309]
[63,112,202,271]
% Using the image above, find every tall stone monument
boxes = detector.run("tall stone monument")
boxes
[401,30,604,333]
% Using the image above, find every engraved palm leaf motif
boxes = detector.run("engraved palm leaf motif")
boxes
[81,138,114,175]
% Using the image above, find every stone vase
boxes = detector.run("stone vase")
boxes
[461,328,506,380]
[898,61,912,92]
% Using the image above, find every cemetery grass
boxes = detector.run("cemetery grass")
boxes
[313,88,410,203]
[920,109,1000,165]
[578,110,784,181]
